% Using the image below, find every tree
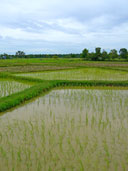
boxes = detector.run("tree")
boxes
[88,52,95,61]
[15,51,25,58]
[101,50,108,61]
[70,54,76,58]
[95,47,101,54]
[119,48,127,59]
[81,48,89,60]
[93,47,101,61]
[109,49,118,60]
[53,55,59,59]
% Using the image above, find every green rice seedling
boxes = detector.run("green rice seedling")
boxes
[0,88,127,170]
[16,68,128,81]
[0,79,31,98]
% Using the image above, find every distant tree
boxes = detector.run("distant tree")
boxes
[15,51,25,58]
[101,50,108,61]
[88,52,95,61]
[3,53,9,59]
[70,54,76,58]
[0,53,9,59]
[109,49,118,60]
[119,48,127,59]
[93,47,101,61]
[81,48,89,60]
[53,55,59,59]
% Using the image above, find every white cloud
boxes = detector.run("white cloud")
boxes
[0,0,128,53]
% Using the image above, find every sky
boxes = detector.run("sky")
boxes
[0,0,128,54]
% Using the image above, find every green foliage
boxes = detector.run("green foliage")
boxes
[15,51,25,58]
[88,47,102,61]
[52,55,59,59]
[119,48,127,59]
[109,49,118,60]
[95,47,101,54]
[0,82,55,112]
[81,48,89,60]
[1,48,128,61]
[101,50,108,61]
[94,47,101,61]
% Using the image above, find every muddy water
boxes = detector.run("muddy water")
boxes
[0,89,128,170]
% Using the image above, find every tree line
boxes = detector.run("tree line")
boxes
[0,48,128,61]
[0,51,80,59]
[81,47,128,61]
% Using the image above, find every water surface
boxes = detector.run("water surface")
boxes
[16,68,128,80]
[0,88,128,170]
[0,79,31,97]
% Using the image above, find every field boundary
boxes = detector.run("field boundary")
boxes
[0,74,128,113]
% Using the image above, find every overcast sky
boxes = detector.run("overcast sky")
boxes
[0,0,128,54]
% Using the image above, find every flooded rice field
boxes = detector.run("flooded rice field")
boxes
[0,79,31,98]
[0,88,128,170]
[16,68,128,81]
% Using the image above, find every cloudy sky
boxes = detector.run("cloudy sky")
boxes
[0,0,128,54]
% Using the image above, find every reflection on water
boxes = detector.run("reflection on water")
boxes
[2,89,128,121]
[0,89,128,170]
[0,80,31,97]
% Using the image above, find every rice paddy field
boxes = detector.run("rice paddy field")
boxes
[0,79,31,98]
[0,59,128,171]
[16,68,128,81]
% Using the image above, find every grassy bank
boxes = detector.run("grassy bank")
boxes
[0,82,55,113]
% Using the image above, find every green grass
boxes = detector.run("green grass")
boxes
[0,58,128,73]
[0,82,55,113]
[0,58,128,67]
[0,58,80,66]
[0,89,128,170]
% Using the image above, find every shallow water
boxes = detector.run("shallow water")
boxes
[1,88,128,120]
[16,68,128,80]
[0,80,31,97]
[0,89,128,170]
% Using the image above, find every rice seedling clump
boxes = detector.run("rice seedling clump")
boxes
[0,80,31,98]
